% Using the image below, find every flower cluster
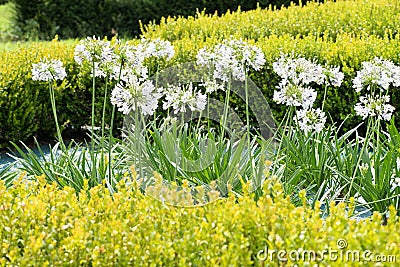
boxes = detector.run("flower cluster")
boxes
[74,36,114,65]
[272,53,344,133]
[32,58,67,82]
[196,39,266,83]
[111,75,162,116]
[272,53,344,87]
[163,83,207,114]
[353,58,400,121]
[272,82,317,108]
[352,57,400,93]
[137,38,175,61]
[295,108,327,133]
[354,95,395,121]
[74,37,175,116]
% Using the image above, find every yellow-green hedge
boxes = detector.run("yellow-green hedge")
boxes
[0,40,125,147]
[0,175,399,266]
[3,0,400,146]
[3,34,400,146]
[142,0,400,42]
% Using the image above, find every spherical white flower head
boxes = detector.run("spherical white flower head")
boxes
[114,43,142,66]
[163,83,207,114]
[32,58,67,82]
[295,108,327,133]
[273,81,317,108]
[227,39,266,71]
[112,65,149,83]
[111,76,161,116]
[74,36,115,65]
[110,84,133,115]
[196,47,215,66]
[273,53,326,86]
[352,57,400,93]
[138,38,175,61]
[323,66,344,87]
[354,95,395,121]
[196,39,265,82]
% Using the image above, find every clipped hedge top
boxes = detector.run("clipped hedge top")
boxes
[142,0,400,42]
[1,177,399,266]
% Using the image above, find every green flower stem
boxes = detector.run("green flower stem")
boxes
[272,106,294,176]
[346,117,373,200]
[154,62,160,122]
[48,82,66,152]
[134,100,143,179]
[108,62,124,188]
[100,77,109,179]
[108,105,116,187]
[321,84,328,112]
[244,68,253,179]
[91,61,98,183]
[220,80,231,144]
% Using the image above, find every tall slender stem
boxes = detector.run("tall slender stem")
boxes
[321,84,328,112]
[49,82,66,152]
[220,80,231,144]
[91,61,98,183]
[271,107,294,176]
[108,62,124,187]
[100,77,109,179]
[346,117,373,199]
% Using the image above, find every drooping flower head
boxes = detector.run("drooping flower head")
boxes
[74,36,115,65]
[295,108,327,133]
[32,58,67,82]
[352,57,400,93]
[354,95,395,121]
[163,83,207,114]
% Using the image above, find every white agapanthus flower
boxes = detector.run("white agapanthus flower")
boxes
[110,75,162,116]
[137,38,175,61]
[74,36,115,65]
[115,43,144,66]
[323,66,344,87]
[196,47,215,66]
[273,54,326,86]
[354,94,395,121]
[212,43,239,82]
[295,108,327,133]
[272,81,317,108]
[227,39,266,71]
[163,83,207,114]
[111,64,148,83]
[352,57,400,92]
[196,39,265,82]
[91,61,116,78]
[32,58,67,81]
[200,80,225,94]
